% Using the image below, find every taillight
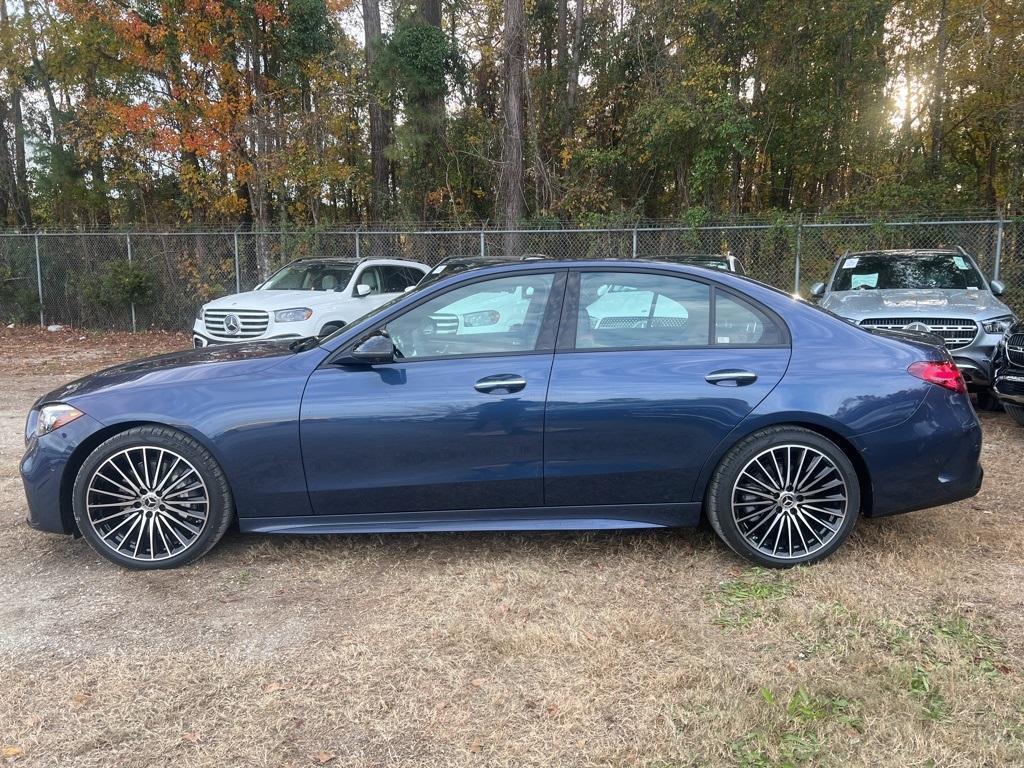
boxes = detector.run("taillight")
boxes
[908,360,967,395]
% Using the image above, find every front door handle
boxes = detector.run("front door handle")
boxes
[705,369,758,386]
[475,374,527,394]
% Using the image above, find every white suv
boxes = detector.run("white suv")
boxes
[192,257,429,347]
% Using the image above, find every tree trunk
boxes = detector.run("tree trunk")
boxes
[563,0,583,138]
[0,0,31,227]
[928,0,948,176]
[499,0,526,252]
[362,0,390,224]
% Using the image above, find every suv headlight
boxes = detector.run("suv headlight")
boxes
[274,308,313,323]
[463,310,500,327]
[27,403,83,443]
[982,315,1015,334]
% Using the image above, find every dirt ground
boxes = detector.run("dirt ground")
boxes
[1,326,1022,768]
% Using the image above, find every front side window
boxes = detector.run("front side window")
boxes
[386,274,556,359]
[831,253,986,292]
[575,272,711,349]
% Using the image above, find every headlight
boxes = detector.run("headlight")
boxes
[982,315,1015,335]
[274,307,313,323]
[28,403,83,443]
[462,310,500,328]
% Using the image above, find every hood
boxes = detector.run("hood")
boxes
[38,340,300,406]
[823,288,1010,319]
[204,289,345,310]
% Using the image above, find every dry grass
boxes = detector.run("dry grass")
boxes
[1,332,1022,767]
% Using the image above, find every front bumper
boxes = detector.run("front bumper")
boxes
[20,412,107,535]
[993,372,1024,406]
[191,327,305,348]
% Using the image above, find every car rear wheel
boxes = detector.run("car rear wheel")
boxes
[1005,404,1024,426]
[73,426,233,570]
[705,427,860,567]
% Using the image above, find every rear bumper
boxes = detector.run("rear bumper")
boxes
[852,386,983,517]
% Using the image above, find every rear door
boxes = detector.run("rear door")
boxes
[543,269,792,506]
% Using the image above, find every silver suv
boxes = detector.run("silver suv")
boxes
[810,249,1015,395]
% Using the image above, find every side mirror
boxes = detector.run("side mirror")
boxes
[355,284,372,297]
[349,334,395,364]
[809,282,826,299]
[990,279,1006,296]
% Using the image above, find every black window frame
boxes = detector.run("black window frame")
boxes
[556,267,790,353]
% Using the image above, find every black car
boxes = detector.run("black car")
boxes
[994,320,1024,425]
[648,253,745,274]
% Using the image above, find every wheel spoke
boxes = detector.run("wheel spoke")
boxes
[731,443,848,561]
[86,446,209,562]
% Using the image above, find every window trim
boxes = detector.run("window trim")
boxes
[557,267,790,353]
[328,269,569,365]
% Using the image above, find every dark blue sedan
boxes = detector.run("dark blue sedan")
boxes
[20,259,983,569]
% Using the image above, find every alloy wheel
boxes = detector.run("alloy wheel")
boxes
[730,444,849,561]
[84,446,209,562]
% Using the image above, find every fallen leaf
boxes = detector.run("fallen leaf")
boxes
[309,751,337,764]
[23,715,41,728]
[182,732,200,745]
[263,681,287,694]
[546,703,559,716]
[469,741,482,754]
[1,746,24,759]
[70,692,91,709]
[470,678,485,688]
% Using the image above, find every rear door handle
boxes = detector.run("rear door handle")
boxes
[474,374,527,394]
[705,369,758,386]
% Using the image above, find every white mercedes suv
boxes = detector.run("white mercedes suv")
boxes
[192,257,429,347]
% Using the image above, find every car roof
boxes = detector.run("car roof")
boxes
[837,248,967,259]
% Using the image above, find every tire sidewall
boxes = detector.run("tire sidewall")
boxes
[73,427,231,570]
[709,428,860,567]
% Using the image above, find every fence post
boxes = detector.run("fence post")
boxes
[479,228,486,258]
[233,231,241,293]
[126,233,136,333]
[354,229,361,261]
[34,232,44,328]
[631,227,638,259]
[993,212,1004,281]
[793,213,803,295]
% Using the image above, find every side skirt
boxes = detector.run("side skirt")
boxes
[239,502,702,535]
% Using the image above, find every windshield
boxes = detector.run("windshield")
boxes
[832,253,986,291]
[262,262,355,291]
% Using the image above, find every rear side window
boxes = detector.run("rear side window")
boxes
[573,271,786,349]
[715,293,786,345]
[575,272,711,349]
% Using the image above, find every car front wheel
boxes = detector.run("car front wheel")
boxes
[705,426,860,567]
[72,425,233,569]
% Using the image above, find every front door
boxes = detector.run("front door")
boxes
[544,269,792,506]
[300,271,566,515]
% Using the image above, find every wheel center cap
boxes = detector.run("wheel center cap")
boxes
[142,493,159,510]
[779,492,796,509]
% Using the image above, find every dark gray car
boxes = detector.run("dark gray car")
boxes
[810,249,1015,396]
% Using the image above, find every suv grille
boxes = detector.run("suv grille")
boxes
[1007,333,1024,367]
[203,309,270,340]
[858,317,978,349]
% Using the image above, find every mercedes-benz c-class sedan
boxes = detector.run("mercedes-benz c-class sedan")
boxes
[21,259,983,569]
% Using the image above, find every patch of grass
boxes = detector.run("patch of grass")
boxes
[713,569,794,628]
[733,687,862,767]
[909,666,950,722]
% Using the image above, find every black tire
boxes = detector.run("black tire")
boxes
[72,425,234,570]
[319,321,344,337]
[1005,403,1024,427]
[973,389,1002,412]
[705,426,860,567]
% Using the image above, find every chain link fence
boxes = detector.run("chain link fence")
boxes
[1,216,1021,331]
